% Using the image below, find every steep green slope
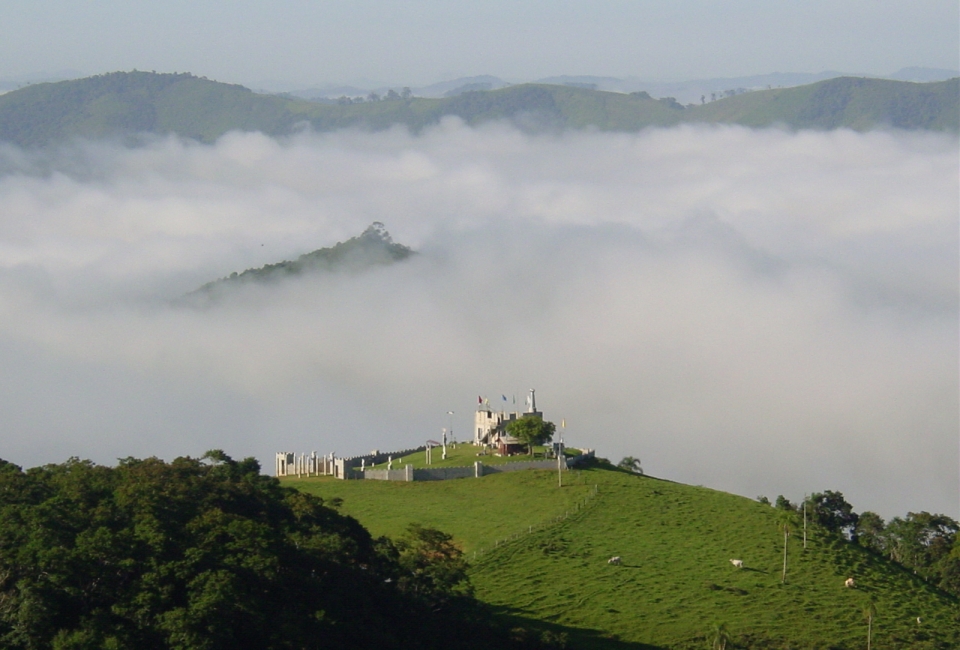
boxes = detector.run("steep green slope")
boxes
[288,469,595,555]
[291,465,959,649]
[0,72,955,147]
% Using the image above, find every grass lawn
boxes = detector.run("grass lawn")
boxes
[285,465,596,554]
[471,467,958,649]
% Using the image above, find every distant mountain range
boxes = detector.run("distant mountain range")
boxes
[6,67,956,102]
[0,70,955,148]
[256,67,960,103]
[0,69,84,93]
[184,223,414,305]
[281,75,513,101]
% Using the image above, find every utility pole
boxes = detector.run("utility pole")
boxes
[803,494,807,549]
[782,523,790,583]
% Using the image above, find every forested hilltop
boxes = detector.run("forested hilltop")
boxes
[0,453,563,650]
[0,71,956,147]
[184,223,414,305]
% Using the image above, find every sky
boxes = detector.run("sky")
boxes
[0,123,955,520]
[0,1,957,87]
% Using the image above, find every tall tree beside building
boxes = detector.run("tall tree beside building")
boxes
[505,416,556,455]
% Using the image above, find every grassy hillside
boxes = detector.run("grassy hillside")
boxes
[288,468,594,555]
[289,463,960,649]
[0,72,955,147]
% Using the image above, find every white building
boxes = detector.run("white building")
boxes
[474,388,542,450]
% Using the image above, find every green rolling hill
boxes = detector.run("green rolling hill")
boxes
[0,72,296,146]
[0,71,955,147]
[287,462,959,650]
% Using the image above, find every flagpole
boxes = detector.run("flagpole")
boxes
[558,419,565,488]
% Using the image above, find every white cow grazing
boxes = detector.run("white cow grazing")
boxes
[844,577,856,588]
[608,556,622,565]
[729,559,743,569]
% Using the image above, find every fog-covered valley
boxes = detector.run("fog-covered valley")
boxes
[0,121,955,518]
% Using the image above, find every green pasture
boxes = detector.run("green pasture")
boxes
[472,468,958,649]
[290,463,959,649]
[285,466,596,554]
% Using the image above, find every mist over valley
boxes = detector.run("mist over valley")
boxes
[0,119,954,519]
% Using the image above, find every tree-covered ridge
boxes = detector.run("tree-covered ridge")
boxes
[0,71,297,146]
[0,452,559,650]
[0,71,956,147]
[187,223,414,301]
[763,491,960,598]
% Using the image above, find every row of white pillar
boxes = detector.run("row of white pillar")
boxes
[275,452,335,478]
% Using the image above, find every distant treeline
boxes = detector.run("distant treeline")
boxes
[762,490,959,597]
[0,71,956,147]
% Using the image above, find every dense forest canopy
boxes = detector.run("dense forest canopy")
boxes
[0,452,556,650]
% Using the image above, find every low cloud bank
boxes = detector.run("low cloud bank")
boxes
[0,121,955,518]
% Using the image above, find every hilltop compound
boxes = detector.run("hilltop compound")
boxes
[474,388,543,452]
[275,388,591,481]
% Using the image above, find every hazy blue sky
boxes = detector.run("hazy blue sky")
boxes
[1,0,957,87]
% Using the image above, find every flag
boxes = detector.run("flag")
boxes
[478,395,482,405]
[502,395,507,402]
[562,419,566,428]
[484,398,489,406]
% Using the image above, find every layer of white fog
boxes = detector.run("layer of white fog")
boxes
[0,120,955,518]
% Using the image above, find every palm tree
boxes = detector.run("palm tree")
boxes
[712,622,730,650]
[617,456,643,474]
[777,511,793,583]
[864,602,877,650]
